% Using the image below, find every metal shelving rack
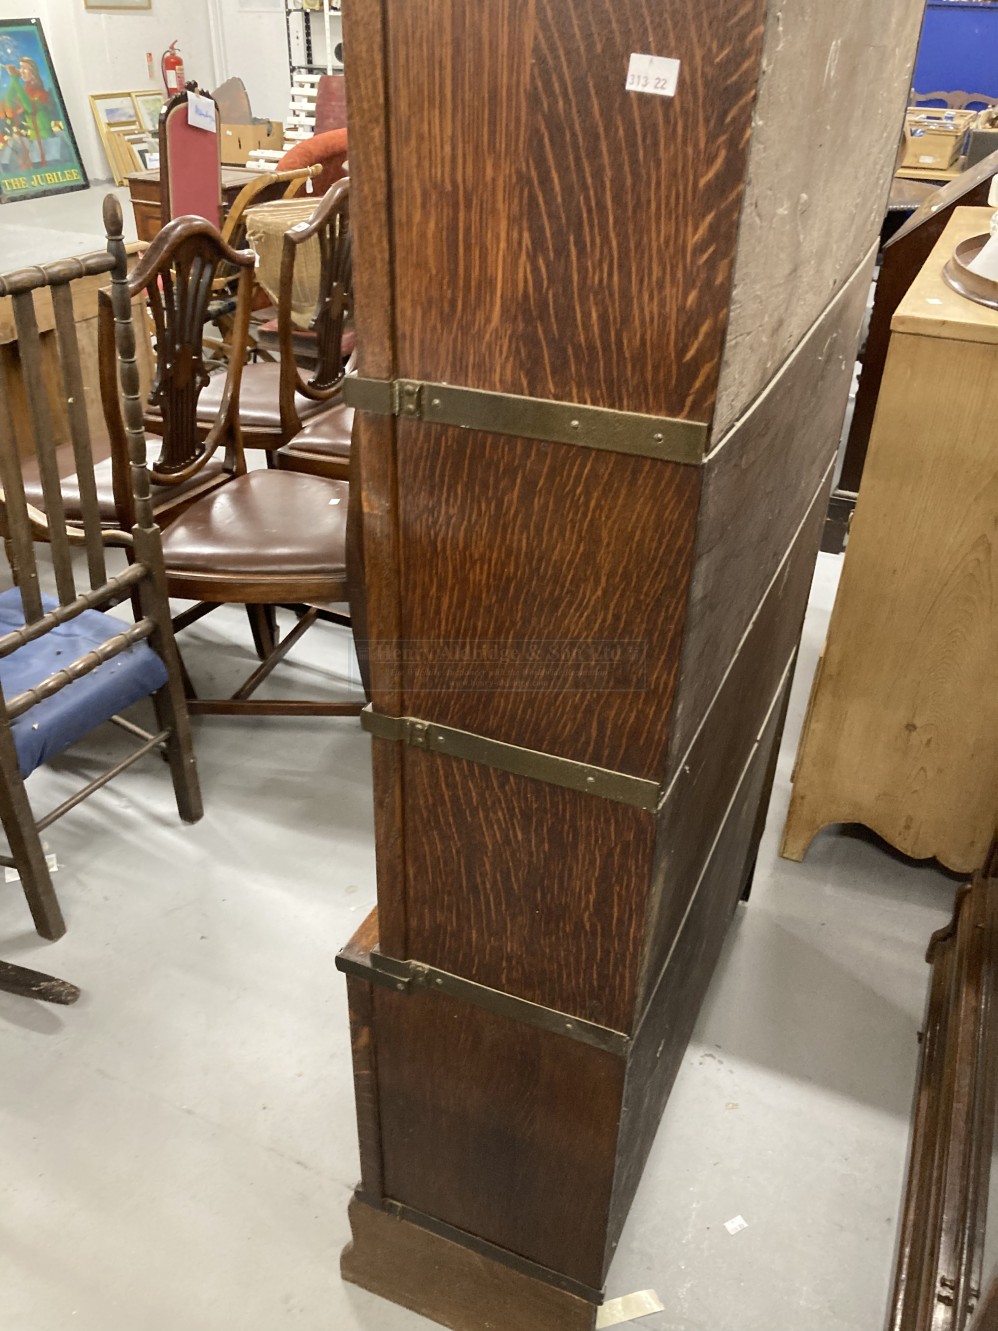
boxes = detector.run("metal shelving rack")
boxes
[285,0,344,80]
[264,0,345,157]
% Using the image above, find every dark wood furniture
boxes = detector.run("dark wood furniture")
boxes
[105,209,362,718]
[334,1,926,1327]
[1,240,151,470]
[198,178,354,458]
[825,149,998,553]
[0,959,79,1004]
[887,841,998,1331]
[219,164,319,251]
[0,195,202,941]
[126,165,267,244]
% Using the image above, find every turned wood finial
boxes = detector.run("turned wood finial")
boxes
[102,191,123,241]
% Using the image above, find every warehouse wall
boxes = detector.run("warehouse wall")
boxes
[0,1,216,180]
[212,1,290,123]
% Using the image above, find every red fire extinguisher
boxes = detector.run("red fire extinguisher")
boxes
[161,41,186,95]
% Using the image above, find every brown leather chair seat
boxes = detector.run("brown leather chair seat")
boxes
[21,434,227,527]
[195,360,329,436]
[275,403,354,480]
[160,469,349,600]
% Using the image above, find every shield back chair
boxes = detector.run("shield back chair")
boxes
[196,178,355,464]
[0,195,203,942]
[273,177,355,483]
[102,203,364,718]
[19,258,230,531]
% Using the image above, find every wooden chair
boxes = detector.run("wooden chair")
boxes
[160,86,223,229]
[196,178,354,461]
[15,241,229,531]
[220,164,322,252]
[208,163,323,364]
[104,203,363,717]
[0,196,203,942]
[0,958,79,1003]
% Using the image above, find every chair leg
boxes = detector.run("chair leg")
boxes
[132,529,204,826]
[151,680,204,826]
[0,959,79,1004]
[0,726,65,940]
[247,604,279,661]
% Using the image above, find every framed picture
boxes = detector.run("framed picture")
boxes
[90,92,137,129]
[90,92,139,183]
[132,89,164,134]
[0,18,88,201]
[83,1,153,10]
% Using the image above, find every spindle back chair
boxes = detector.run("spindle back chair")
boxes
[0,195,202,941]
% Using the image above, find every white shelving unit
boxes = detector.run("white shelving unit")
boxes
[248,0,344,167]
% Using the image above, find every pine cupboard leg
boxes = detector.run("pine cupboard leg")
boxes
[780,652,830,863]
[779,790,826,864]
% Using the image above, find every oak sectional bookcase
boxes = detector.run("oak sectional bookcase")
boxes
[334,3,926,1326]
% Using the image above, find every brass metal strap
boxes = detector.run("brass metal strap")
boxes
[362,705,662,812]
[344,375,709,465]
[336,942,630,1058]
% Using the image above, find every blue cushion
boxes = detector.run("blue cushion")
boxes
[0,588,169,778]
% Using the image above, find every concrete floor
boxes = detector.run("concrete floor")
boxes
[1,182,135,268]
[0,186,964,1329]
[0,551,960,1331]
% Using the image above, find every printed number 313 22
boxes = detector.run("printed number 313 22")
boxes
[626,73,674,92]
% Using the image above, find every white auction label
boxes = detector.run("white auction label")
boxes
[187,91,217,133]
[626,53,681,99]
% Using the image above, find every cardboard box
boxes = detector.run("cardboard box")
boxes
[902,107,976,171]
[220,121,281,166]
[966,108,998,170]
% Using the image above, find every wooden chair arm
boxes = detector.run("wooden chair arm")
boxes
[221,164,323,247]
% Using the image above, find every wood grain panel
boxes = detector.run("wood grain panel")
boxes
[342,0,395,380]
[638,472,830,1011]
[782,326,998,874]
[355,411,404,716]
[374,986,625,1289]
[354,409,407,956]
[343,912,385,1200]
[714,0,925,434]
[395,421,701,778]
[369,737,407,956]
[401,749,655,1031]
[342,1194,599,1331]
[385,0,766,420]
[604,690,785,1265]
[666,250,872,776]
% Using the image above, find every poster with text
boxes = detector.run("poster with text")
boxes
[0,19,87,201]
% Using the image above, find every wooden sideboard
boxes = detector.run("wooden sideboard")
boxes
[0,243,151,464]
[783,207,998,875]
